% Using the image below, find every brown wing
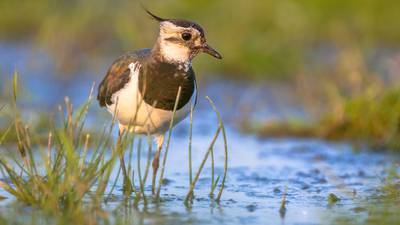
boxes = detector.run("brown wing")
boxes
[97,49,151,107]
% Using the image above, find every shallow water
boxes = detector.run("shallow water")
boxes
[0,42,399,225]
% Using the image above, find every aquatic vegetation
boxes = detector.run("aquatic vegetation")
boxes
[331,167,400,225]
[327,193,340,204]
[0,74,229,224]
[0,80,118,222]
[279,187,287,219]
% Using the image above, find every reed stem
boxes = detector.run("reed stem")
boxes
[185,125,221,204]
[155,87,182,200]
[206,96,228,202]
[188,105,194,186]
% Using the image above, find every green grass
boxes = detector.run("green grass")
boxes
[1,0,400,78]
[318,88,400,149]
[252,86,400,151]
[0,81,120,222]
[247,44,400,151]
[0,74,229,224]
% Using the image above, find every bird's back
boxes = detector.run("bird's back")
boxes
[97,48,151,107]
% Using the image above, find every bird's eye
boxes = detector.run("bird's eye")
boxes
[181,32,192,41]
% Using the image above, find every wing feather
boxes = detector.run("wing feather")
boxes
[97,49,150,107]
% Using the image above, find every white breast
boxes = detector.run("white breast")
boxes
[106,62,195,135]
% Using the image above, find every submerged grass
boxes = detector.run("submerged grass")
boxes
[0,74,229,224]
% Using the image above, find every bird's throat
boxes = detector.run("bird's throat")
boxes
[152,38,191,64]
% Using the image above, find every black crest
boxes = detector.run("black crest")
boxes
[143,7,167,22]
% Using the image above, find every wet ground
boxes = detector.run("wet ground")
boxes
[1,42,399,224]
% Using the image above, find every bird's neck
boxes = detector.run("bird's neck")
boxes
[151,37,192,65]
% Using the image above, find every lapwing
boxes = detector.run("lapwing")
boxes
[97,9,222,194]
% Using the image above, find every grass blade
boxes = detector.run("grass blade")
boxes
[210,145,215,196]
[0,122,13,145]
[185,125,221,204]
[13,71,18,103]
[188,105,194,186]
[155,86,182,200]
[206,96,228,202]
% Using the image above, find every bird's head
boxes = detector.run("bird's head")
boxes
[146,9,222,63]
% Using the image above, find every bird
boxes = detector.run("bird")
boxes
[97,9,222,194]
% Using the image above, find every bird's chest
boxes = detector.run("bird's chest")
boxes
[138,62,195,111]
[106,62,195,134]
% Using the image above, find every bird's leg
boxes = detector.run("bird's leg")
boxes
[152,135,165,195]
[117,126,132,195]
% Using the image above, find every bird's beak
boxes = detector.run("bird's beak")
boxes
[201,43,222,59]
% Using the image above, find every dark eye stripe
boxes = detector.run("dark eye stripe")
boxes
[164,37,181,43]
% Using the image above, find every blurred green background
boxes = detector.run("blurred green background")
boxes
[1,0,400,78]
[1,0,400,150]
[0,2,400,225]
[0,0,400,224]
